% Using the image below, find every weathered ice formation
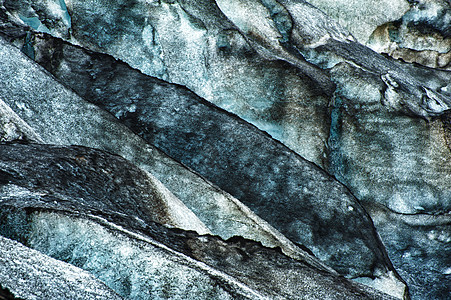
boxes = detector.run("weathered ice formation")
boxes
[0,0,450,299]
[0,143,396,300]
[22,32,404,283]
[367,0,451,70]
[2,0,333,166]
[0,34,338,276]
[0,32,406,297]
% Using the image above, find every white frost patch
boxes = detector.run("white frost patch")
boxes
[116,245,134,257]
[128,104,137,113]
[402,251,411,259]
[389,193,413,214]
[0,98,43,142]
[143,169,211,235]
[306,34,331,49]
[176,4,214,99]
[353,271,406,299]
[423,87,450,113]
[427,230,438,241]
[0,184,45,199]
[142,24,155,49]
[152,2,209,86]
[216,0,282,47]
[381,73,404,110]
[40,0,71,25]
[404,2,442,23]
[178,8,204,42]
[216,0,263,35]
[11,101,35,120]
[0,236,121,300]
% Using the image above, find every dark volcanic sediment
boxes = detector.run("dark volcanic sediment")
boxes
[0,143,396,300]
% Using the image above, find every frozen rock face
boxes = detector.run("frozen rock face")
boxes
[210,7,451,292]
[0,35,338,275]
[0,235,122,300]
[10,32,408,294]
[323,51,451,299]
[226,0,450,119]
[3,0,447,161]
[0,143,209,235]
[0,183,396,299]
[1,0,450,299]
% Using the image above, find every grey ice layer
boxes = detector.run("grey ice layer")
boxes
[0,35,333,276]
[365,202,451,300]
[15,31,407,298]
[0,209,261,299]
[0,209,394,300]
[0,235,122,300]
[327,62,451,214]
